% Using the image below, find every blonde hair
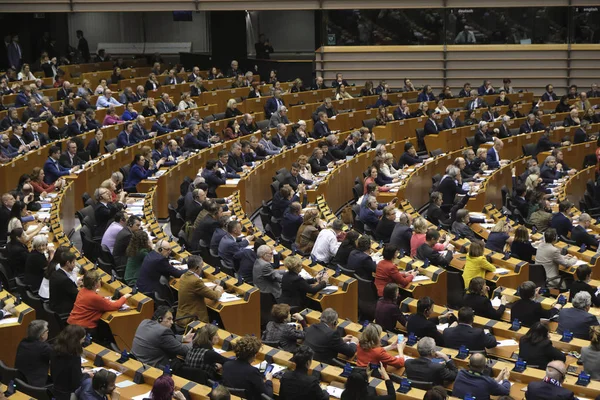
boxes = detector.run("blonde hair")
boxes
[284,255,303,273]
[227,98,237,108]
[413,217,428,234]
[302,209,319,226]
[359,324,382,350]
[525,174,539,191]
[491,219,510,233]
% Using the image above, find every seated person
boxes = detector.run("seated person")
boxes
[416,229,453,267]
[374,283,407,332]
[253,244,284,301]
[405,336,458,386]
[218,220,249,269]
[184,324,230,381]
[569,264,600,307]
[303,307,358,364]
[406,296,452,346]
[462,277,507,321]
[462,240,496,288]
[15,319,52,387]
[356,323,405,369]
[374,243,417,297]
[398,142,421,167]
[136,240,186,295]
[346,235,376,280]
[519,322,566,370]
[75,369,118,400]
[452,353,511,400]
[524,361,573,400]
[442,306,498,351]
[511,281,562,327]
[279,346,329,400]
[451,209,477,241]
[571,212,599,248]
[222,335,274,400]
[485,219,514,252]
[511,225,538,263]
[262,303,306,353]
[131,306,193,367]
[279,255,327,309]
[557,291,599,340]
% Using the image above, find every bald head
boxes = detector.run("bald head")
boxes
[546,360,566,381]
[469,353,487,372]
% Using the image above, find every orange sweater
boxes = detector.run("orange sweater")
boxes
[356,346,405,369]
[67,288,128,328]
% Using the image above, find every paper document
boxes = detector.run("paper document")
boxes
[132,391,151,400]
[324,285,339,292]
[219,293,240,303]
[575,259,588,266]
[496,339,518,347]
[437,323,448,332]
[495,268,510,274]
[0,317,18,326]
[226,179,241,185]
[116,380,136,388]
[412,275,430,282]
[326,386,344,399]
[299,269,313,280]
[491,297,502,307]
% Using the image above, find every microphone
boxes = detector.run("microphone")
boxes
[112,333,149,371]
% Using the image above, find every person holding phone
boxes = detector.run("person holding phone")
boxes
[356,324,406,370]
[340,362,395,400]
[222,335,273,400]
[279,345,328,400]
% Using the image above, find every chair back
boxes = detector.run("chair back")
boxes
[15,378,52,400]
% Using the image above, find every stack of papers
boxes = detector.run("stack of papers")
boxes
[226,179,241,185]
[115,380,136,388]
[298,269,313,280]
[497,339,518,347]
[491,297,503,307]
[495,268,510,275]
[132,392,151,400]
[575,259,588,266]
[219,293,240,303]
[437,323,448,332]
[0,317,19,326]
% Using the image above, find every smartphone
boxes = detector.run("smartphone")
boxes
[369,363,379,371]
[264,364,274,377]
[397,334,404,344]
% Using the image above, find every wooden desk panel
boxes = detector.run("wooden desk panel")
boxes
[0,291,36,368]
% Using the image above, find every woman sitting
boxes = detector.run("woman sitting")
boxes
[356,323,405,370]
[25,235,55,291]
[279,346,328,400]
[31,166,65,195]
[410,217,449,258]
[8,200,42,242]
[336,84,353,100]
[262,303,306,352]
[341,364,395,400]
[7,228,30,277]
[462,277,506,321]
[375,106,392,126]
[510,226,537,263]
[225,98,243,119]
[294,209,321,254]
[279,256,328,310]
[124,230,152,285]
[184,324,230,381]
[67,270,130,335]
[581,325,600,380]
[51,325,94,400]
[124,153,165,193]
[462,240,496,288]
[485,219,513,253]
[222,335,274,400]
[144,375,186,400]
[178,92,197,110]
[435,99,449,114]
[451,209,477,241]
[518,322,565,370]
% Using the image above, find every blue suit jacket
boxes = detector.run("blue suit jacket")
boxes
[557,307,599,340]
[117,131,137,148]
[124,164,152,190]
[265,97,284,118]
[136,250,185,294]
[417,92,435,102]
[218,234,249,268]
[485,147,500,169]
[550,213,573,238]
[151,122,173,136]
[15,93,29,108]
[43,158,71,184]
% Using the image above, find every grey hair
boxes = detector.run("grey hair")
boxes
[417,337,436,356]
[278,105,287,113]
[277,123,286,131]
[545,155,556,164]
[579,213,592,223]
[476,148,487,157]
[154,239,169,251]
[502,115,510,123]
[27,319,49,340]
[478,120,488,128]
[31,235,48,250]
[529,166,540,175]
[447,165,460,178]
[331,219,344,231]
[351,131,361,140]
[320,308,338,325]
[470,89,478,96]
[573,291,592,309]
[257,245,272,258]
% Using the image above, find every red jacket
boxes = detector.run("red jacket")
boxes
[356,346,404,369]
[374,259,414,297]
[67,288,127,328]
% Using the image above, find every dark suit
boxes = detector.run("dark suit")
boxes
[442,117,462,130]
[574,128,589,144]
[557,307,599,340]
[406,313,444,345]
[222,359,273,400]
[424,119,440,135]
[474,129,493,150]
[405,357,458,386]
[486,147,501,169]
[136,250,185,294]
[442,323,497,351]
[427,203,449,226]
[265,97,285,118]
[571,225,598,248]
[0,205,10,242]
[279,271,325,310]
[416,243,453,267]
[279,368,328,400]
[156,101,176,115]
[43,158,71,184]
[518,337,565,370]
[497,124,511,138]
[14,338,52,387]
[466,98,487,110]
[281,172,312,192]
[462,293,506,321]
[346,250,376,280]
[525,380,574,400]
[398,152,420,167]
[389,224,412,254]
[511,298,559,327]
[375,217,396,243]
[112,227,132,266]
[191,215,220,250]
[550,213,572,238]
[24,131,48,147]
[312,121,331,139]
[309,156,328,173]
[303,322,357,364]
[94,202,120,237]
[569,280,600,307]
[49,268,78,315]
[438,176,468,205]
[58,152,85,169]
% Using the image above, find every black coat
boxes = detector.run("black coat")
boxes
[279,271,326,309]
[7,240,29,277]
[222,360,273,400]
[389,224,412,254]
[279,368,329,400]
[50,351,85,398]
[24,250,47,291]
[416,243,452,267]
[462,293,506,321]
[519,337,565,370]
[15,338,52,387]
[438,177,468,206]
[346,250,376,280]
[569,280,600,307]
[405,357,458,386]
[510,298,559,327]
[525,380,574,400]
[375,217,396,243]
[303,322,357,364]
[49,268,78,315]
[442,323,498,351]
[93,202,120,237]
[406,313,444,346]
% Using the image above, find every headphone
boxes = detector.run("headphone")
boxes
[153,306,171,324]
[127,216,138,227]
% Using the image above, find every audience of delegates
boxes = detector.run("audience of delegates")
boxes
[131,306,193,367]
[184,324,230,381]
[222,335,274,400]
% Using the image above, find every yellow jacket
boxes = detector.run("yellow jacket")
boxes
[462,255,496,288]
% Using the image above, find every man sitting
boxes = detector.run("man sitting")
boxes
[452,353,511,400]
[405,336,458,386]
[442,307,498,351]
[524,360,574,400]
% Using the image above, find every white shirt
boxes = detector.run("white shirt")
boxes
[310,229,341,263]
